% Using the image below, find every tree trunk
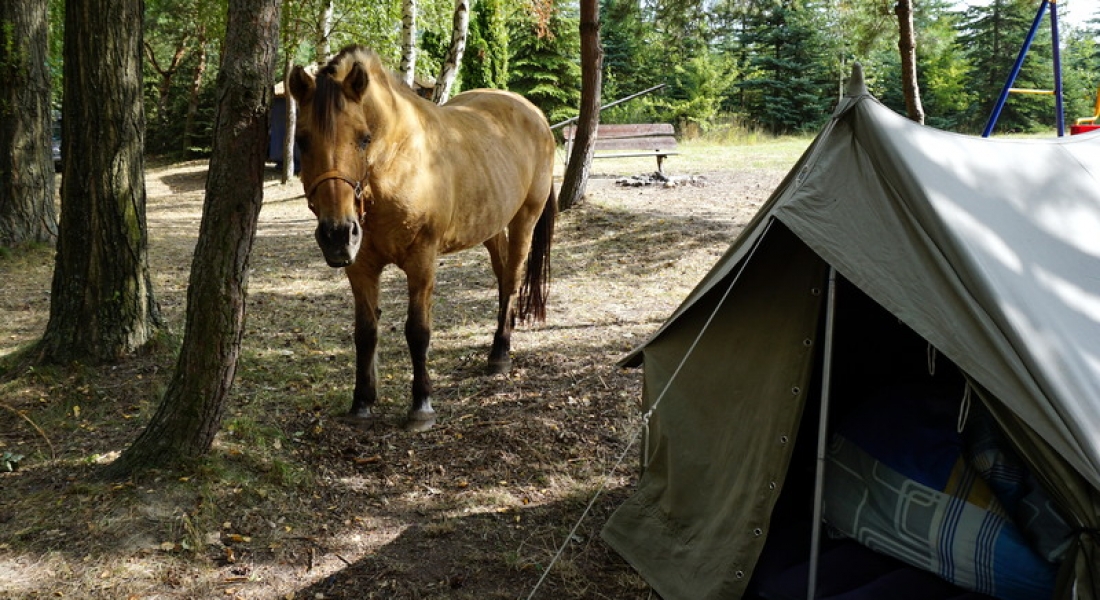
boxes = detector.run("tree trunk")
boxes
[280,54,296,184]
[432,0,471,104]
[400,0,418,87]
[182,26,208,158]
[896,0,924,124]
[0,0,58,248]
[39,0,159,364]
[105,0,280,477]
[316,0,333,62]
[557,0,602,211]
[144,37,190,129]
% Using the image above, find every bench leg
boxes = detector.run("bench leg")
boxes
[657,154,665,174]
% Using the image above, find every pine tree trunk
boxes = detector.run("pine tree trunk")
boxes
[896,0,924,124]
[105,0,280,476]
[400,0,418,87]
[432,0,471,104]
[0,0,58,248]
[557,0,602,211]
[40,0,159,364]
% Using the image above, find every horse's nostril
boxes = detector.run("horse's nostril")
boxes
[350,220,362,239]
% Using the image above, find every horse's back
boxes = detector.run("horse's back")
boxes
[437,88,555,190]
[442,90,553,149]
[418,90,553,253]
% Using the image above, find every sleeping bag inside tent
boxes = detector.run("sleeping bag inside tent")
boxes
[601,67,1100,600]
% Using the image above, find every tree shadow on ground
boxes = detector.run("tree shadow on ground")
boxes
[0,168,767,598]
[288,489,651,600]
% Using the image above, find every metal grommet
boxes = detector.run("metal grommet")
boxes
[780,435,789,444]
[803,338,813,347]
[753,528,763,536]
[791,386,801,396]
[735,570,745,579]
[768,481,777,490]
[811,287,822,296]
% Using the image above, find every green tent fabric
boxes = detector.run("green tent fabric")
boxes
[602,67,1100,599]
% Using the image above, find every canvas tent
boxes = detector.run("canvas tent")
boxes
[602,67,1100,600]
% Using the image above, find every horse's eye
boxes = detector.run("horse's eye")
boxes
[296,134,311,153]
[357,134,371,151]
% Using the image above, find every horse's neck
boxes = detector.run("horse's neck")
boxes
[364,82,434,169]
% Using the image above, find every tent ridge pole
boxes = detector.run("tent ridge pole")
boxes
[808,266,838,599]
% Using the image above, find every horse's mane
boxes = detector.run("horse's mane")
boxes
[311,45,423,146]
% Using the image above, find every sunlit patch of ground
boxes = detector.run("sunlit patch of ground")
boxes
[0,139,806,599]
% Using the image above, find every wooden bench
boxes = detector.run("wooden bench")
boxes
[562,123,679,173]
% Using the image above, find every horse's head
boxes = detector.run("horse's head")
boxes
[289,47,378,268]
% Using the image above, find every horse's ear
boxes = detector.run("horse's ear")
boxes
[288,65,314,104]
[343,62,369,102]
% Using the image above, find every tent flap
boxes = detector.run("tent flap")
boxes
[603,224,827,599]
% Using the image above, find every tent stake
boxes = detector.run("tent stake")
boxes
[808,266,838,599]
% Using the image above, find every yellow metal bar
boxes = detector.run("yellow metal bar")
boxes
[1008,88,1055,95]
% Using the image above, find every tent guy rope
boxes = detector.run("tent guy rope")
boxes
[523,220,776,599]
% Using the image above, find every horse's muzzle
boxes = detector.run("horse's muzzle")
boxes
[315,218,363,267]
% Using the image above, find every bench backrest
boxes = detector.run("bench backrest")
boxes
[562,123,677,152]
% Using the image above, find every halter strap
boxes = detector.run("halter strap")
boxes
[305,169,369,219]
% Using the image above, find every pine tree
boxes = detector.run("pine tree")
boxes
[958,0,1055,133]
[736,1,834,134]
[600,0,661,109]
[460,0,510,90]
[508,6,581,125]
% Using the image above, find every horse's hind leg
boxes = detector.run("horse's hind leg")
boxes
[484,232,514,374]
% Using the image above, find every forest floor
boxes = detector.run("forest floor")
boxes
[0,139,805,599]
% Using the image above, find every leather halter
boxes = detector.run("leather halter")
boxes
[305,169,369,220]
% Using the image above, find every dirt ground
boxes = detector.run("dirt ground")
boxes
[0,149,792,599]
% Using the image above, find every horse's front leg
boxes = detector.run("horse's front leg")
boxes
[345,261,383,421]
[402,252,438,432]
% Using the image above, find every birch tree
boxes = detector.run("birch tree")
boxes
[432,0,471,103]
[400,0,418,86]
[317,0,334,61]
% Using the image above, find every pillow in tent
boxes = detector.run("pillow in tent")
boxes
[822,385,1059,600]
[962,403,1075,562]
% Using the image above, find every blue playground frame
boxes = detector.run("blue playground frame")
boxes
[982,0,1064,137]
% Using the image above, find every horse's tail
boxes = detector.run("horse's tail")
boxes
[518,187,556,323]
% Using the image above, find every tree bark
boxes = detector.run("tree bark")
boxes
[400,0,418,87]
[0,0,58,248]
[896,0,924,124]
[39,0,160,364]
[105,0,280,477]
[432,0,471,104]
[557,0,602,211]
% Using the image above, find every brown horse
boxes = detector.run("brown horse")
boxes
[288,46,556,432]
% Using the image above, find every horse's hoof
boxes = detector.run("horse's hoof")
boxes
[403,409,437,432]
[487,358,511,375]
[337,408,375,429]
